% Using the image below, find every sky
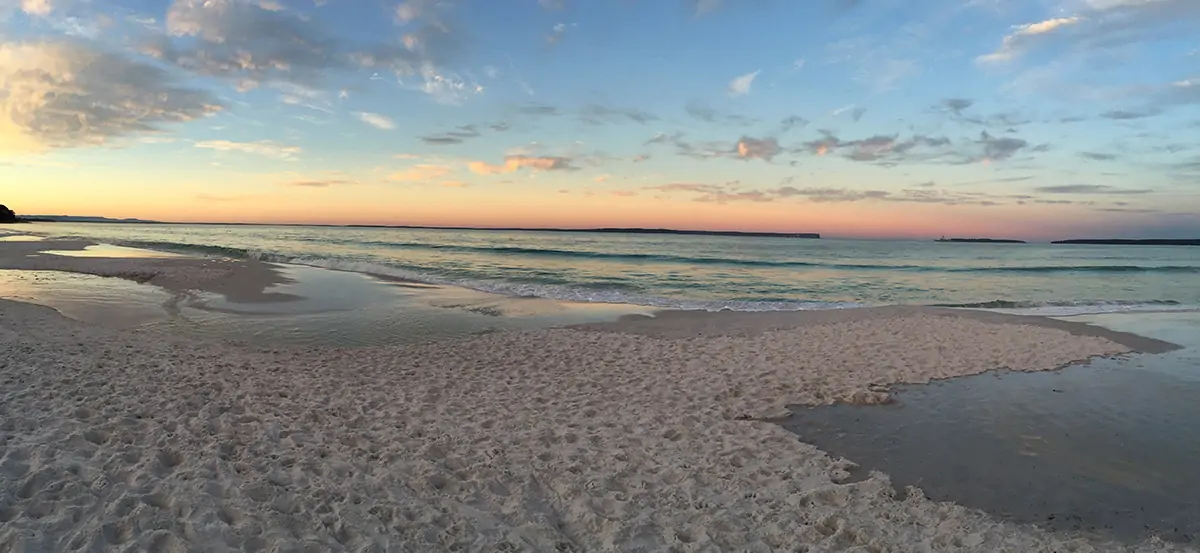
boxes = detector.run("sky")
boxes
[1,0,1198,239]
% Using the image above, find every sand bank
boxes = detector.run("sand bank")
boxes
[0,240,291,303]
[1,294,1191,552]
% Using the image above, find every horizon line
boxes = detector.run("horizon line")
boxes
[11,216,1200,244]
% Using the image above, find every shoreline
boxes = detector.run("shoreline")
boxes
[3,295,1194,551]
[578,306,1182,354]
[2,227,1200,314]
[0,234,1195,321]
[1,238,1197,550]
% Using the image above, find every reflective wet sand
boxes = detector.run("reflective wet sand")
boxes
[771,312,1200,543]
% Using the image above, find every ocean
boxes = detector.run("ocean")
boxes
[17,222,1200,316]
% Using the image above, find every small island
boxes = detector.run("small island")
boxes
[1052,239,1200,246]
[936,237,1027,244]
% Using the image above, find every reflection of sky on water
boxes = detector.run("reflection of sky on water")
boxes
[165,265,652,346]
[0,264,649,347]
[39,244,187,258]
[0,270,173,328]
[27,223,1200,309]
[0,235,45,242]
[774,312,1200,543]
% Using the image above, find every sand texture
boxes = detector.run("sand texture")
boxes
[0,298,1191,552]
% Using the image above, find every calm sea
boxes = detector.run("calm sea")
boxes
[17,222,1200,315]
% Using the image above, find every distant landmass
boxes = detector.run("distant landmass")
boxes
[14,215,821,239]
[347,225,821,239]
[22,215,160,223]
[936,237,1027,244]
[1052,239,1200,246]
[0,204,23,224]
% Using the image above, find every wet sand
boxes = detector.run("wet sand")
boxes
[772,329,1200,543]
[0,242,1194,551]
[0,239,293,303]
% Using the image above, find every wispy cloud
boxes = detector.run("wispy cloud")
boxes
[825,36,921,91]
[1100,109,1161,120]
[468,155,576,175]
[153,0,351,89]
[978,16,1082,63]
[1035,184,1152,195]
[831,105,867,122]
[20,0,52,16]
[801,131,954,165]
[0,41,221,154]
[354,111,396,130]
[728,70,760,97]
[972,131,1029,163]
[643,182,1007,206]
[734,137,780,161]
[283,179,352,188]
[515,103,559,116]
[979,1,1200,64]
[389,164,453,182]
[684,101,755,125]
[195,139,300,160]
[939,98,974,116]
[780,115,809,133]
[547,22,572,45]
[645,183,726,194]
[579,104,658,125]
[419,125,481,145]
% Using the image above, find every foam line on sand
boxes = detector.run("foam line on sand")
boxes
[0,299,1190,552]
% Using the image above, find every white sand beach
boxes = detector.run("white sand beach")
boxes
[0,244,1192,552]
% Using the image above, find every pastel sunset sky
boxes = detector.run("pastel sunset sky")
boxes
[1,0,1198,238]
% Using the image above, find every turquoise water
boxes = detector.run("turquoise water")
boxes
[14,222,1200,314]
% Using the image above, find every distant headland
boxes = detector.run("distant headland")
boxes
[0,205,35,224]
[17,214,159,224]
[8,213,821,239]
[1052,239,1200,246]
[936,237,1027,244]
[346,225,821,239]
[0,205,18,223]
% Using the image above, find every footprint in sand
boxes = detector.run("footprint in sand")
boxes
[101,521,134,545]
[155,449,183,473]
[16,468,55,499]
[244,484,273,503]
[217,505,243,526]
[82,428,109,445]
[142,491,172,510]
[147,531,186,553]
[0,454,29,480]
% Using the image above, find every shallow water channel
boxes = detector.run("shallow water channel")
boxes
[772,312,1200,543]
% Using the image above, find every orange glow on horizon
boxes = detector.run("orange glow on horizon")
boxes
[10,193,1113,241]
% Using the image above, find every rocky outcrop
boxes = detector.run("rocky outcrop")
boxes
[0,204,19,224]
